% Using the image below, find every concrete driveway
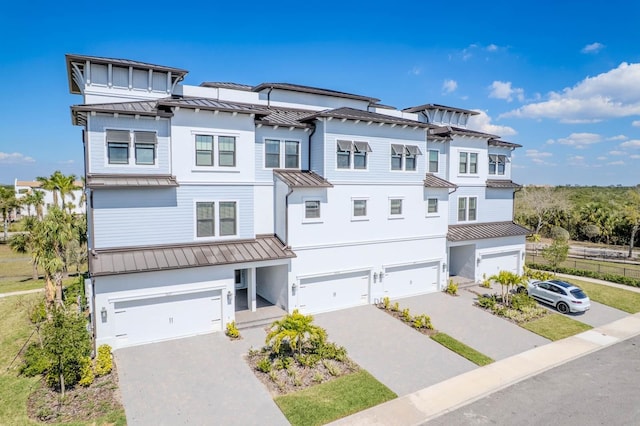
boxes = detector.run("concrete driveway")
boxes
[397,290,550,361]
[314,305,476,397]
[115,328,287,426]
[541,300,628,328]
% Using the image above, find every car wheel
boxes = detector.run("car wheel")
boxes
[557,302,569,314]
[517,287,527,294]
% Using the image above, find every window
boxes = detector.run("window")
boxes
[285,141,299,168]
[427,198,438,214]
[195,135,214,166]
[428,150,439,173]
[265,139,280,168]
[305,200,320,219]
[354,141,371,170]
[389,199,403,216]
[265,139,300,169]
[459,152,478,174]
[458,197,478,221]
[337,140,352,169]
[106,130,130,164]
[219,202,237,236]
[196,202,215,237]
[489,154,507,175]
[218,136,236,167]
[392,144,422,171]
[353,199,367,218]
[134,131,156,165]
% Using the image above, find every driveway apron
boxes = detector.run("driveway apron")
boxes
[115,329,288,426]
[397,291,550,361]
[314,305,476,397]
[556,301,628,328]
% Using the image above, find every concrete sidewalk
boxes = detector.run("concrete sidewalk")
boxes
[555,273,640,294]
[330,312,640,425]
[0,288,43,298]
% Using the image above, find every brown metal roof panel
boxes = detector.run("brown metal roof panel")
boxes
[253,82,380,103]
[424,174,457,188]
[192,246,209,265]
[486,179,522,189]
[402,103,480,115]
[142,250,158,270]
[66,54,188,74]
[256,238,281,259]
[122,253,137,272]
[162,249,179,268]
[153,249,169,269]
[447,221,531,242]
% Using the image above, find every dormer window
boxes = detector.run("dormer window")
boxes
[459,152,478,174]
[106,130,131,164]
[265,139,300,169]
[489,154,506,175]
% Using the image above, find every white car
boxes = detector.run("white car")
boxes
[518,279,591,314]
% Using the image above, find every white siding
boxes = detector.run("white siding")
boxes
[310,120,325,176]
[254,126,310,182]
[257,89,370,111]
[256,265,289,310]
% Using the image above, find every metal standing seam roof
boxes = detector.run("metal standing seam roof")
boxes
[302,107,430,128]
[200,82,254,91]
[402,103,480,115]
[256,108,318,128]
[423,174,457,188]
[273,170,333,188]
[486,179,522,189]
[90,235,296,276]
[86,174,179,188]
[66,54,189,74]
[253,82,380,103]
[157,97,270,115]
[489,139,523,148]
[71,100,171,125]
[447,221,531,242]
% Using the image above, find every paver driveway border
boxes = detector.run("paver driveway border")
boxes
[396,290,550,361]
[115,328,288,426]
[314,304,477,397]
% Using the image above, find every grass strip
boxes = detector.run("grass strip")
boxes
[275,370,396,426]
[565,279,640,314]
[430,332,494,366]
[521,313,592,341]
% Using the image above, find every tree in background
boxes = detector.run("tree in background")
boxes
[36,170,79,210]
[8,216,40,279]
[0,186,19,241]
[515,186,571,235]
[542,238,570,271]
[623,187,640,258]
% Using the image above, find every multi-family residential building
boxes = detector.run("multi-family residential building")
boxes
[65,54,529,350]
[14,179,85,218]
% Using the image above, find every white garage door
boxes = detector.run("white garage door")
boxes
[298,271,369,314]
[480,251,519,276]
[384,261,439,299]
[113,289,222,347]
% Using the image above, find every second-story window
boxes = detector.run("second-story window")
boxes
[219,202,237,236]
[428,150,439,173]
[106,130,131,164]
[265,139,280,168]
[195,135,236,167]
[285,141,299,168]
[458,197,477,221]
[195,135,214,166]
[218,136,236,167]
[405,146,421,171]
[337,140,352,169]
[489,154,506,175]
[134,131,157,165]
[391,144,422,171]
[354,141,371,170]
[265,139,300,169]
[459,152,478,174]
[196,201,237,238]
[391,144,403,170]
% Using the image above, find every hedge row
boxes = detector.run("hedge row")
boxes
[528,263,640,288]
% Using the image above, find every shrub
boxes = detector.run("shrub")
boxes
[480,274,492,288]
[29,300,47,324]
[295,353,321,368]
[266,309,327,356]
[445,280,458,295]
[256,356,272,373]
[78,356,95,387]
[316,342,347,362]
[391,302,400,312]
[527,263,640,288]
[313,372,324,383]
[477,295,498,310]
[549,226,570,241]
[322,359,341,376]
[382,297,391,310]
[63,276,85,306]
[412,314,433,330]
[225,321,240,339]
[20,343,50,377]
[510,293,537,311]
[401,308,412,322]
[94,344,113,377]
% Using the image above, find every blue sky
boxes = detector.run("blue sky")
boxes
[1,0,639,186]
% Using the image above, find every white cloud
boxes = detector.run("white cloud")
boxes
[0,152,35,164]
[607,160,625,165]
[525,149,552,158]
[58,159,75,164]
[467,110,517,137]
[630,154,640,159]
[581,42,605,54]
[489,81,525,102]
[607,135,627,141]
[620,139,640,148]
[554,132,602,149]
[568,155,587,166]
[632,120,640,127]
[501,62,640,122]
[597,156,607,160]
[486,44,499,52]
[452,43,503,61]
[442,79,457,93]
[408,66,422,76]
[609,150,625,155]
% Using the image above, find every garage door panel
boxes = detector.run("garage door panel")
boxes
[385,262,439,298]
[299,272,369,314]
[480,251,519,276]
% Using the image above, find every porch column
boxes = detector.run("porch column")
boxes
[248,268,257,312]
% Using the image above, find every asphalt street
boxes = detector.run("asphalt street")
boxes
[427,334,640,425]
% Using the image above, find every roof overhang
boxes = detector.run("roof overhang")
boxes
[447,221,531,242]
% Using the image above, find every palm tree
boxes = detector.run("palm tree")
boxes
[489,270,528,307]
[31,190,45,219]
[0,186,19,241]
[36,174,59,208]
[266,309,327,356]
[8,216,40,279]
[52,172,79,211]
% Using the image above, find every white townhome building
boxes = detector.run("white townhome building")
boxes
[66,54,529,350]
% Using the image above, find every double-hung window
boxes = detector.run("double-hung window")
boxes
[106,130,131,164]
[304,200,320,219]
[459,152,478,174]
[428,150,439,173]
[337,141,370,170]
[391,144,422,171]
[134,131,157,165]
[489,154,506,175]
[337,140,353,169]
[195,135,214,166]
[427,198,438,214]
[196,201,237,238]
[389,198,403,217]
[218,136,236,167]
[195,135,236,167]
[458,197,477,221]
[352,198,368,219]
[265,139,300,169]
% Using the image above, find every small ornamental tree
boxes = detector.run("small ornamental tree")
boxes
[583,224,601,242]
[266,309,327,356]
[488,270,527,307]
[542,238,569,271]
[549,226,570,241]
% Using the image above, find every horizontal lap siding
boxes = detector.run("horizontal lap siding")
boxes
[254,127,310,182]
[87,115,171,174]
[93,185,254,248]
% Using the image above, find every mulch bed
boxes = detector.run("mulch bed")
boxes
[27,364,123,424]
[376,304,438,337]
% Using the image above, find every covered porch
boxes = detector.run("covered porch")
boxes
[233,264,290,329]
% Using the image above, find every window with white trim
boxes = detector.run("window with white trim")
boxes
[265,139,299,169]
[196,201,238,238]
[391,144,422,171]
[457,197,477,221]
[106,130,131,164]
[489,154,507,175]
[459,152,478,174]
[195,134,236,167]
[428,150,439,173]
[427,198,438,214]
[389,198,403,217]
[352,198,368,219]
[134,131,157,165]
[304,200,320,219]
[336,140,371,170]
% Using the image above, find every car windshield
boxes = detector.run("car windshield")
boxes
[570,288,588,299]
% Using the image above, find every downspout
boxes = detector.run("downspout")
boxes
[307,124,316,171]
[83,127,97,355]
[284,188,294,246]
[267,87,273,108]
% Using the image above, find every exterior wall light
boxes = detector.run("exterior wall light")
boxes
[373,272,378,283]
[100,307,107,323]
[442,263,447,273]
[292,283,297,295]
[227,290,233,305]
[477,257,481,266]
[379,271,384,282]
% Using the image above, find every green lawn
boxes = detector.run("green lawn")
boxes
[0,276,77,295]
[275,370,396,426]
[430,332,494,366]
[521,313,592,341]
[565,279,640,314]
